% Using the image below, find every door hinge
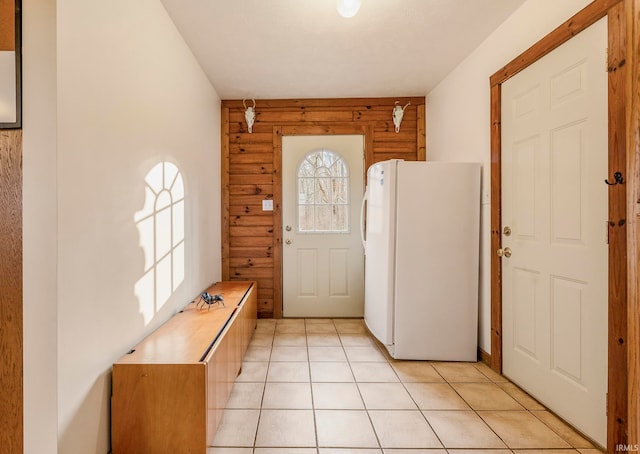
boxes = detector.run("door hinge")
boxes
[605,47,609,72]
[606,392,608,416]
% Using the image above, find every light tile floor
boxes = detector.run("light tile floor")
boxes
[209,318,603,454]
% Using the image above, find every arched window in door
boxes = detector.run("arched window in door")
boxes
[297,149,349,233]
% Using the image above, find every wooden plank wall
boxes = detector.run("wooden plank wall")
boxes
[0,129,23,454]
[221,97,426,318]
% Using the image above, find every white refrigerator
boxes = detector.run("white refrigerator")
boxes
[361,160,481,361]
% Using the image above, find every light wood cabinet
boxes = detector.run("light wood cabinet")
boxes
[111,281,257,453]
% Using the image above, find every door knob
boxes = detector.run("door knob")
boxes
[285,239,292,245]
[497,247,512,258]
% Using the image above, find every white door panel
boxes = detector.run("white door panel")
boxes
[297,249,317,296]
[328,248,349,296]
[282,135,365,317]
[501,18,608,445]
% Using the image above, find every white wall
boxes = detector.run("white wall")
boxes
[23,0,222,452]
[22,0,58,452]
[426,0,592,354]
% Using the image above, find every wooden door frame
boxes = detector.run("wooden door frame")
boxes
[489,0,639,448]
[272,123,373,318]
[0,130,23,453]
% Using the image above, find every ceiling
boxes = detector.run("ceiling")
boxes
[160,0,526,100]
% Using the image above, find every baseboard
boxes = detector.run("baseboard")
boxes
[478,347,491,365]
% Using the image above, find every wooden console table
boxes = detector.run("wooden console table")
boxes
[111,281,257,453]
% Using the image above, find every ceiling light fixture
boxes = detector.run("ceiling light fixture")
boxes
[336,0,361,18]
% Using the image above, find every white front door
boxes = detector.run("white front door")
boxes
[501,18,608,445]
[282,135,364,317]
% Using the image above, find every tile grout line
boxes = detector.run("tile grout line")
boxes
[371,323,510,451]
[441,361,516,451]
[528,406,599,451]
[367,322,456,451]
[396,373,449,450]
[468,363,592,450]
[251,322,274,450]
[305,319,320,453]
[239,318,592,453]
[340,319,384,451]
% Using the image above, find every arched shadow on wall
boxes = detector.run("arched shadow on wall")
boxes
[134,161,186,324]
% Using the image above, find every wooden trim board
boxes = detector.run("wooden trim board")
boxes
[417,104,426,160]
[272,126,283,319]
[625,0,640,444]
[478,348,491,366]
[221,107,230,281]
[606,2,629,446]
[0,129,22,454]
[0,0,15,51]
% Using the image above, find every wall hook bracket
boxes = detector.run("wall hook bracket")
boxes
[605,171,624,186]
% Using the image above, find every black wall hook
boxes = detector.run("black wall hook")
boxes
[605,171,624,186]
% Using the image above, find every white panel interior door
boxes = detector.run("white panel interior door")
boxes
[501,18,608,445]
[282,135,364,317]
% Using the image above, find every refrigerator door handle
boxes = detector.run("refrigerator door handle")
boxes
[360,189,367,250]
